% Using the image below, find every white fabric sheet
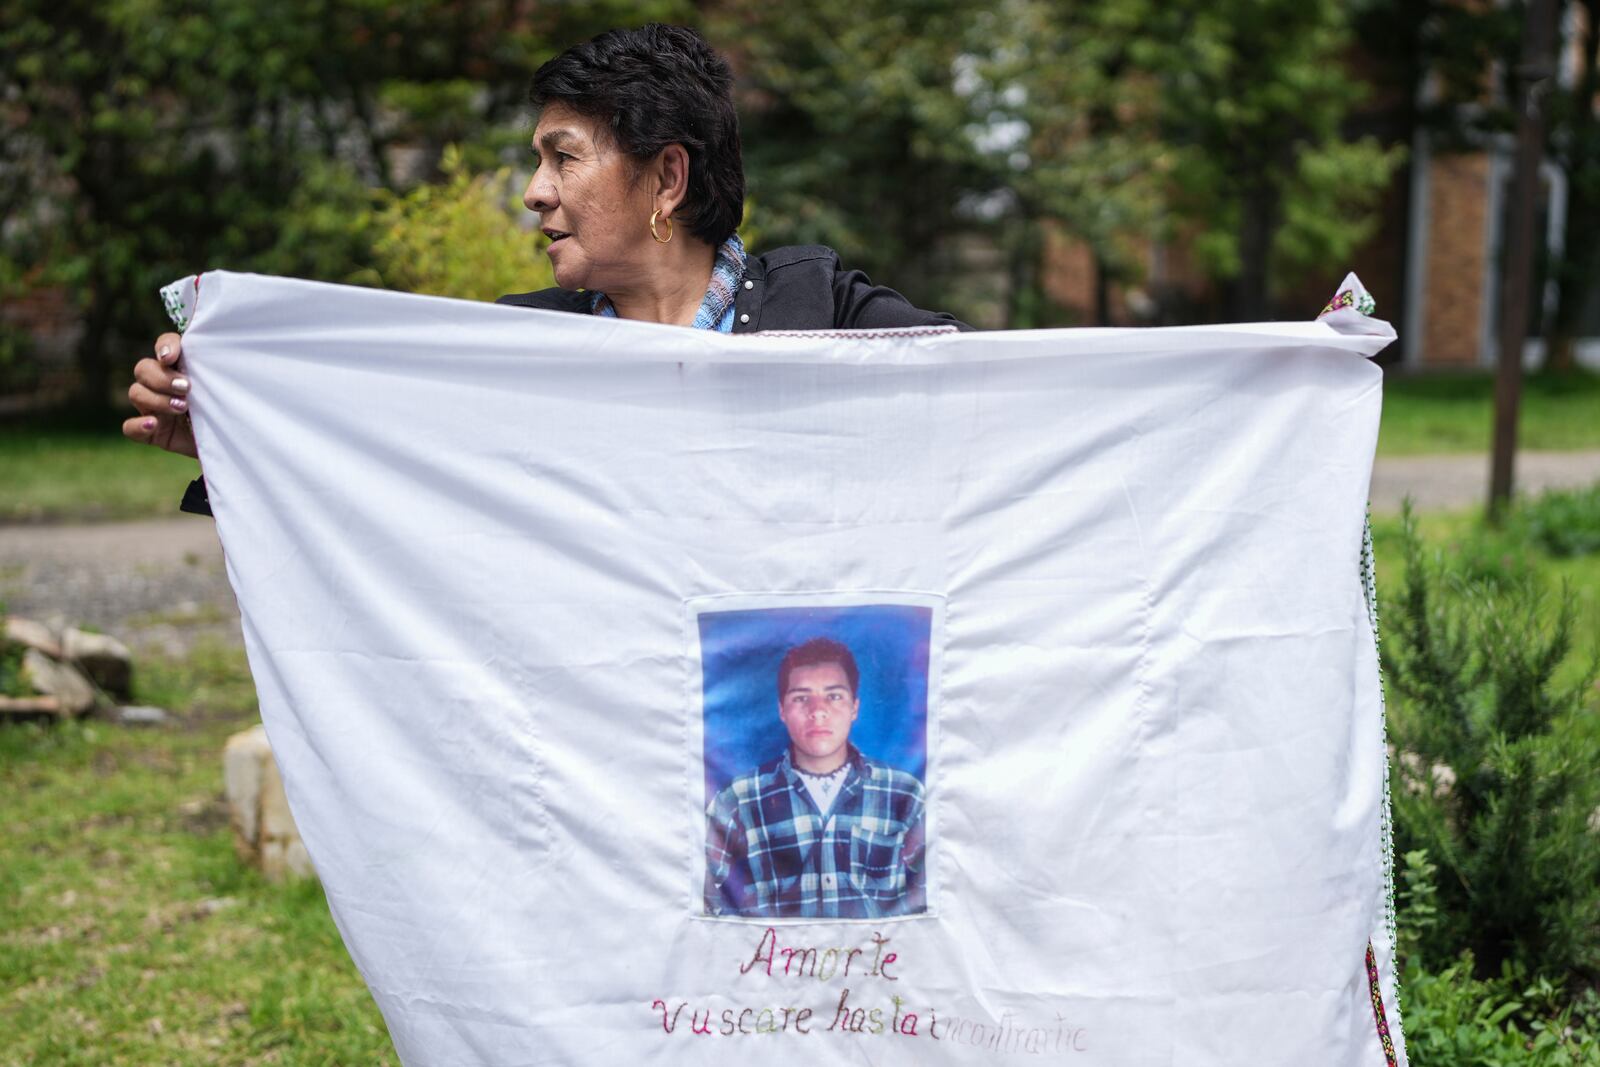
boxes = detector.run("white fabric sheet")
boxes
[168,270,1405,1066]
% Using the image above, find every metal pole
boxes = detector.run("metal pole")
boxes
[1489,0,1560,522]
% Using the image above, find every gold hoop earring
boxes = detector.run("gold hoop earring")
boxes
[650,209,673,244]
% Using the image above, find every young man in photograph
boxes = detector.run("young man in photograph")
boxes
[704,637,926,918]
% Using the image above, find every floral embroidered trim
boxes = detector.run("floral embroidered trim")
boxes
[1321,287,1377,318]
[1361,519,1400,956]
[1366,941,1399,1066]
[160,274,202,333]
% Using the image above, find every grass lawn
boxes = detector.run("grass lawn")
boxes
[0,641,393,1067]
[0,426,200,524]
[1,500,1596,1062]
[1378,368,1600,455]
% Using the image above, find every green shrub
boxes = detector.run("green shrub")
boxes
[1396,850,1600,1064]
[1514,483,1600,559]
[1395,848,1441,965]
[1443,526,1539,589]
[252,158,384,288]
[1382,506,1600,981]
[1400,952,1600,1066]
[369,145,554,302]
[251,146,555,304]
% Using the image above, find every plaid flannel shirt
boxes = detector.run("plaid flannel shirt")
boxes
[704,746,926,919]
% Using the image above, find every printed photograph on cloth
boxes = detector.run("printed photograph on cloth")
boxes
[695,599,935,921]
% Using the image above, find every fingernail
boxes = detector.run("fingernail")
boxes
[169,397,187,412]
[158,345,172,360]
[143,418,156,431]
[172,377,189,394]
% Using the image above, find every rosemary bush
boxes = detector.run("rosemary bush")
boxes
[1382,506,1600,982]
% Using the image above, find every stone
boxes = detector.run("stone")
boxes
[222,726,268,863]
[222,724,313,882]
[20,648,97,716]
[1396,749,1455,799]
[115,705,169,727]
[63,629,133,700]
[258,760,313,882]
[0,694,62,718]
[4,617,62,659]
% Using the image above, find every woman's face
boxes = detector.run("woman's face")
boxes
[524,104,656,292]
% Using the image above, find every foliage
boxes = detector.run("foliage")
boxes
[1396,848,1443,965]
[2,0,1414,361]
[962,0,1172,325]
[1400,950,1600,1066]
[369,147,553,301]
[250,159,386,288]
[1396,850,1600,1064]
[0,642,395,1066]
[0,0,690,412]
[1137,0,1404,317]
[719,0,1402,326]
[1513,483,1600,559]
[715,0,1002,317]
[1381,505,1600,980]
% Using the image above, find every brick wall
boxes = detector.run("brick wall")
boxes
[1041,229,1096,324]
[1420,151,1492,368]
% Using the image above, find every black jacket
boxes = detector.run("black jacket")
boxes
[495,244,971,333]
[179,245,967,515]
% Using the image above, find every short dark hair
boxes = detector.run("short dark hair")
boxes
[530,24,745,247]
[777,638,860,701]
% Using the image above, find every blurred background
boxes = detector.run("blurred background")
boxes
[2,2,1599,1064]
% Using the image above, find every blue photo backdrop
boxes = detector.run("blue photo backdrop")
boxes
[698,603,932,807]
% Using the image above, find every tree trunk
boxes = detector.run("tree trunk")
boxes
[1544,0,1600,376]
[1092,247,1113,326]
[72,270,117,416]
[1234,181,1279,321]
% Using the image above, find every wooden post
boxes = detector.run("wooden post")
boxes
[1489,0,1560,522]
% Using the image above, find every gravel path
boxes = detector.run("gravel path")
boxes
[3,451,1598,651]
[0,515,240,656]
[1368,449,1600,514]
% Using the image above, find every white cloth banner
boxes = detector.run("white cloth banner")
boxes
[168,271,1405,1066]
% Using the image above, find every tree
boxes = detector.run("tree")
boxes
[1383,508,1600,980]
[1130,0,1403,320]
[710,0,1003,319]
[962,0,1168,326]
[0,0,687,413]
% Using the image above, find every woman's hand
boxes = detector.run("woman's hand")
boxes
[122,332,198,459]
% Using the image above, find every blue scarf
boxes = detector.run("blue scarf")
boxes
[589,234,748,332]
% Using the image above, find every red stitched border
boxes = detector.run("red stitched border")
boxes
[755,325,963,339]
[1366,941,1399,1066]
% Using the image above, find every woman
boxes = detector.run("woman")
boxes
[123,24,970,485]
